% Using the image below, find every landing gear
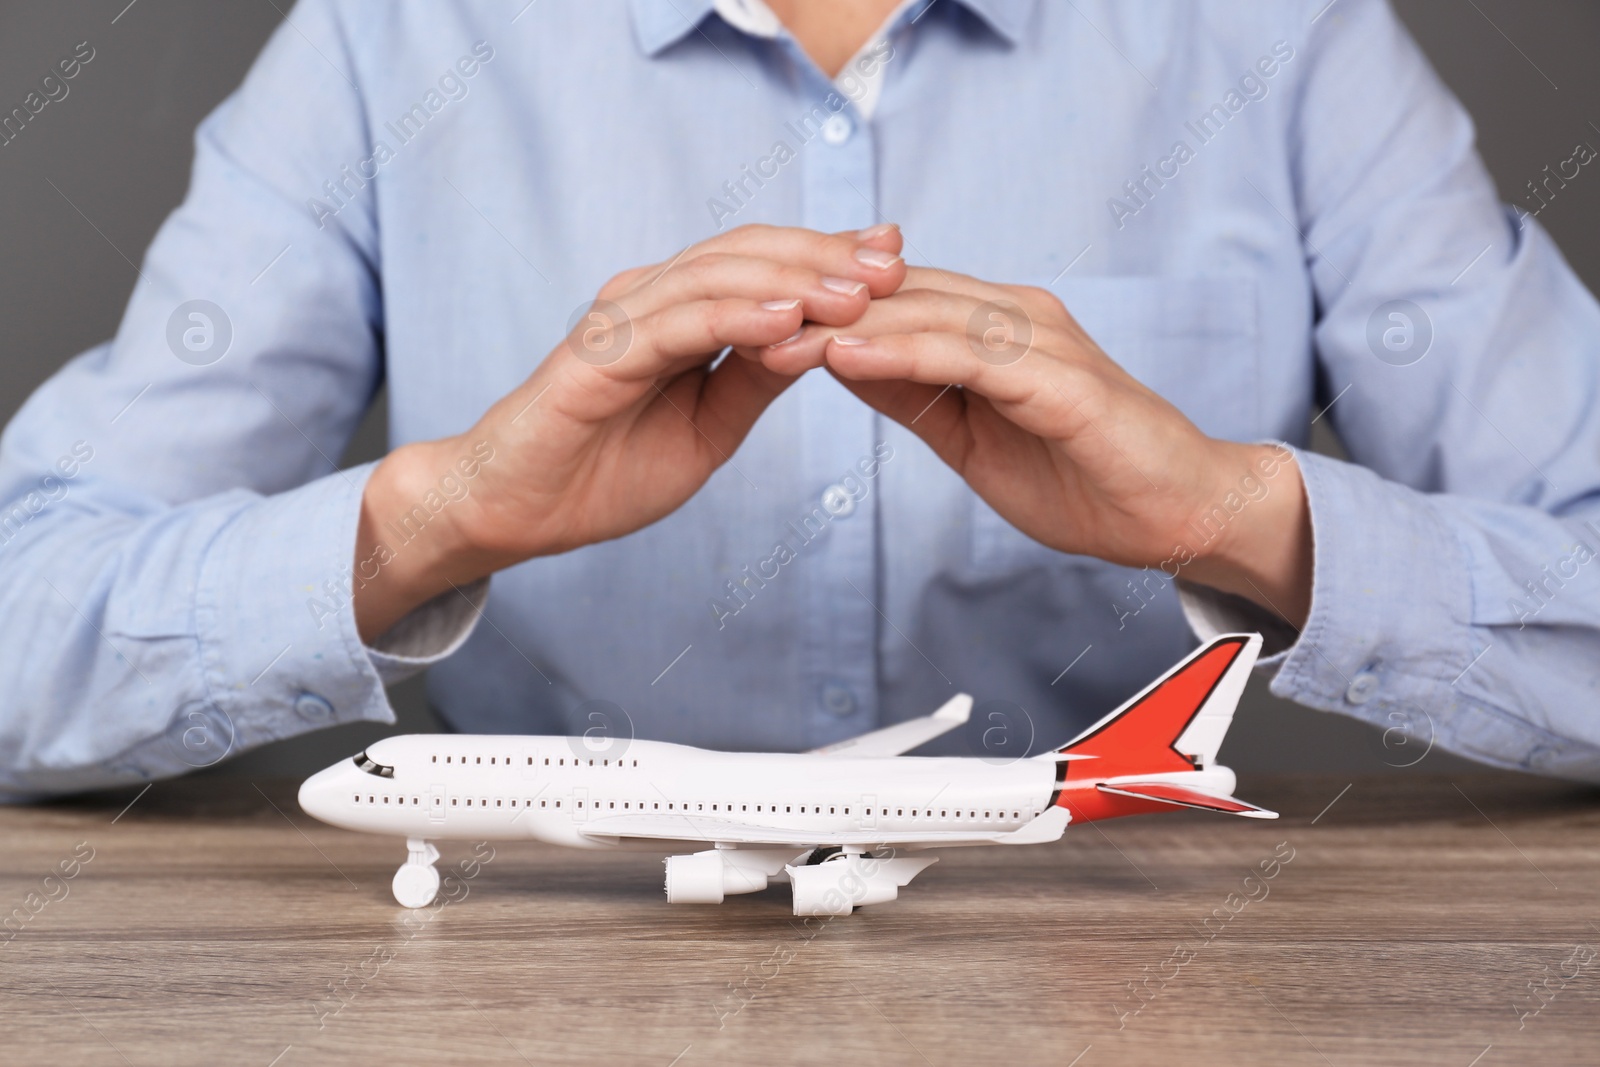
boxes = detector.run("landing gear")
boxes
[392,837,440,908]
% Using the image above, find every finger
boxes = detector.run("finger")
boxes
[893,265,1054,305]
[513,295,795,431]
[828,371,962,440]
[826,330,1121,450]
[615,252,886,332]
[708,225,905,297]
[632,296,805,377]
[841,221,904,259]
[675,347,801,461]
[757,286,1049,377]
[737,322,815,374]
[621,224,909,371]
[827,370,987,476]
[517,297,802,429]
[823,330,1048,409]
[637,223,906,300]
[895,265,998,296]
[596,262,657,299]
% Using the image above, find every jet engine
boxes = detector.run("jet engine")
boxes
[663,849,801,904]
[787,853,939,916]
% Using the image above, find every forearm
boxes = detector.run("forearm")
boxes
[1189,451,1600,781]
[0,469,397,798]
[352,437,502,642]
[1179,442,1314,629]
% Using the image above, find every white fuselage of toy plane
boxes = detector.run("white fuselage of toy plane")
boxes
[299,633,1272,915]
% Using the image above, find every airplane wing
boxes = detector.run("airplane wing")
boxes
[807,693,973,757]
[576,806,1067,848]
[1096,781,1278,819]
[579,813,982,847]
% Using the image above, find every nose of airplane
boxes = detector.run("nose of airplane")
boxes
[297,760,350,824]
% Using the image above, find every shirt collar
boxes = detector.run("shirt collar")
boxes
[629,0,718,56]
[627,0,1037,57]
[948,0,1039,45]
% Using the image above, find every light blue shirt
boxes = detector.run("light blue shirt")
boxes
[5,0,1600,798]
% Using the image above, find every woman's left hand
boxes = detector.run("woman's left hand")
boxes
[756,266,1314,625]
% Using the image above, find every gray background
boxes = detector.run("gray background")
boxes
[3,1,1595,778]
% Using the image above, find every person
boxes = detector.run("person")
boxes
[3,0,1598,800]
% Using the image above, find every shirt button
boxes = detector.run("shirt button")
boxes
[821,483,856,517]
[821,683,857,717]
[820,114,852,145]
[1345,672,1379,706]
[294,693,335,721]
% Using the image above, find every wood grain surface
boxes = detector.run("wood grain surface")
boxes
[2,773,1598,1066]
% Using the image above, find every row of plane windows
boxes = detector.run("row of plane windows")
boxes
[429,755,640,768]
[350,794,1030,821]
[353,794,563,809]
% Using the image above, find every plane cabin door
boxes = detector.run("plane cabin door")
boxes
[861,794,877,830]
[429,784,447,823]
[573,786,588,822]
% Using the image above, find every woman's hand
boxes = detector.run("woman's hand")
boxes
[766,266,1313,625]
[352,223,906,640]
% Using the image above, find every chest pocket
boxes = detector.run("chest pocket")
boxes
[971,276,1261,569]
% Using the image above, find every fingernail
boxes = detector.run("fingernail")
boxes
[854,248,901,270]
[857,222,898,240]
[772,327,805,346]
[821,276,867,296]
[761,298,802,311]
[831,335,871,346]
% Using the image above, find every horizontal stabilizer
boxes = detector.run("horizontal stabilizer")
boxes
[810,693,973,757]
[1096,781,1278,819]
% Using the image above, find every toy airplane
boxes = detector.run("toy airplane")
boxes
[299,632,1273,914]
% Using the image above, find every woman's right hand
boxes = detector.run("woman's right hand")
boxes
[352,223,906,639]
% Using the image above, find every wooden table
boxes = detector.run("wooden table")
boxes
[3,773,1599,1066]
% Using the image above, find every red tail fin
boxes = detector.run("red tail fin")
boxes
[1057,634,1255,775]
[1045,634,1264,823]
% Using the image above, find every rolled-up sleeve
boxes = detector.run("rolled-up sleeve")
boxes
[0,0,477,799]
[1183,0,1600,781]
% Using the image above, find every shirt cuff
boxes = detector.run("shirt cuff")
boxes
[1261,449,1472,725]
[1177,581,1301,663]
[1208,448,1592,777]
[366,578,488,684]
[1176,449,1600,780]
[194,460,397,752]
